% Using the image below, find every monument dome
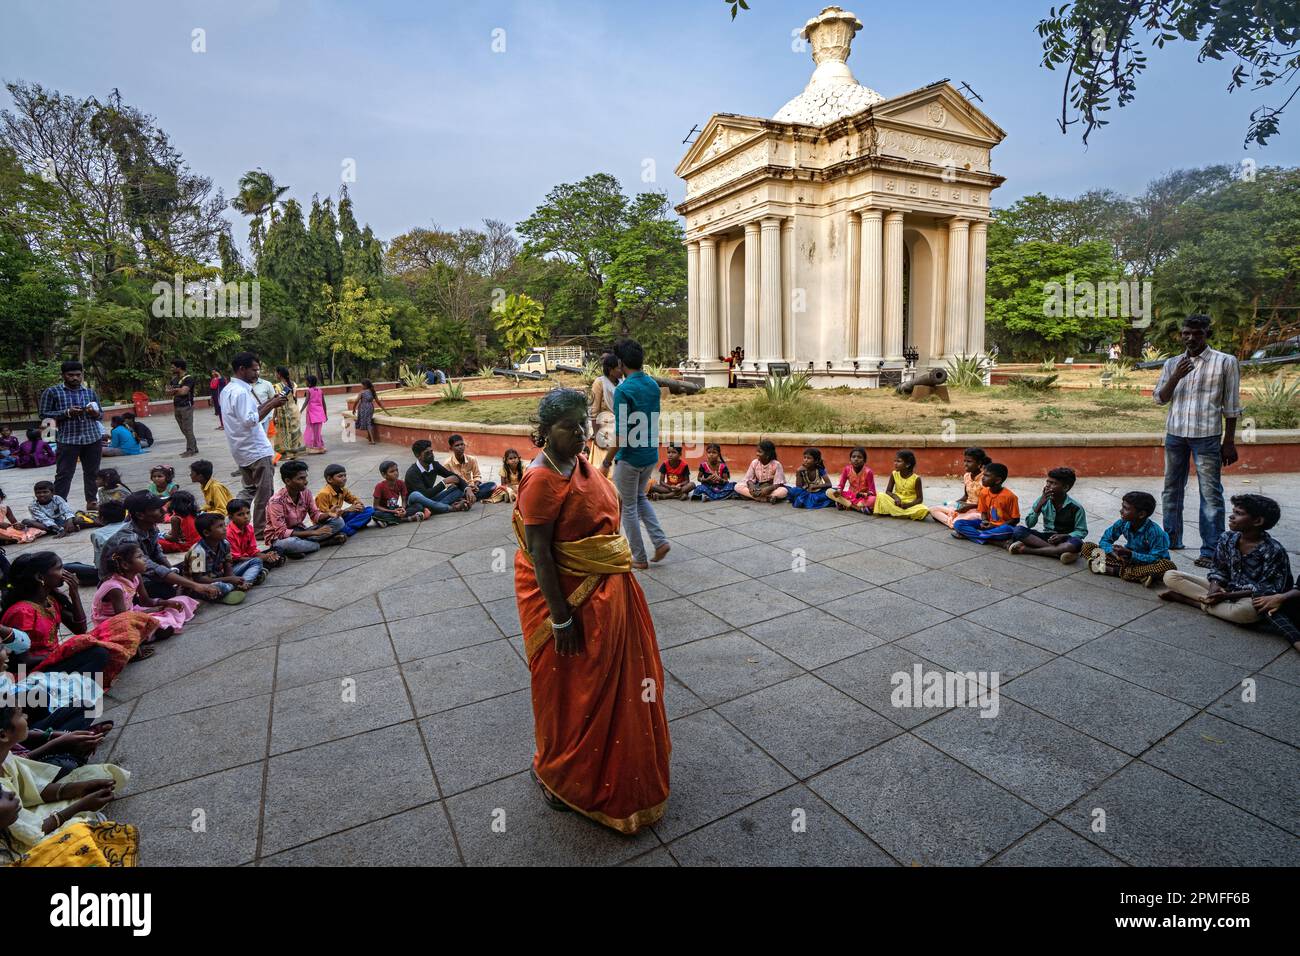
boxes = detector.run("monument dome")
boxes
[773,5,884,126]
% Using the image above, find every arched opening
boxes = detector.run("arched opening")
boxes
[726,241,746,356]
[904,228,937,363]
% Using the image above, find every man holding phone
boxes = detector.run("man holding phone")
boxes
[1154,314,1241,568]
[220,351,288,536]
[38,361,104,511]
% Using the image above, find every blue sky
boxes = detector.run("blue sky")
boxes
[3,0,1296,253]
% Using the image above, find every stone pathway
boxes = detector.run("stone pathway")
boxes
[5,401,1298,866]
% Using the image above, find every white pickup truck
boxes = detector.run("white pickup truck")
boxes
[515,346,585,374]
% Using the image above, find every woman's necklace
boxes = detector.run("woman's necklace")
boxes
[541,446,571,475]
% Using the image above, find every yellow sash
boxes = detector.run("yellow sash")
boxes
[512,510,633,661]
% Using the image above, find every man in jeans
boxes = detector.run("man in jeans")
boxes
[1154,314,1241,568]
[220,351,288,536]
[38,360,104,511]
[601,338,670,569]
[405,440,469,514]
[166,358,199,456]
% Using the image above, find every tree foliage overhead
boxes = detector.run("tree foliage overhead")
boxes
[1038,1,1300,146]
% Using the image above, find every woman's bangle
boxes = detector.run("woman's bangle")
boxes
[551,617,574,631]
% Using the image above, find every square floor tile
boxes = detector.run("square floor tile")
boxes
[691,579,809,629]
[887,570,1010,615]
[988,822,1121,867]
[419,688,535,796]
[651,710,795,841]
[401,640,530,716]
[662,632,803,705]
[915,700,1131,813]
[897,618,1055,681]
[1059,761,1300,865]
[1208,674,1300,747]
[667,784,896,866]
[717,675,901,778]
[759,564,875,605]
[964,596,1111,654]
[1068,630,1247,708]
[814,643,953,729]
[388,603,504,662]
[648,597,733,649]
[1002,657,1195,755]
[261,803,460,866]
[820,588,950,638]
[809,734,1044,866]
[743,609,887,670]
[271,665,415,754]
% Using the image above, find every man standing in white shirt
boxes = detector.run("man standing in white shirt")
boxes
[221,351,288,536]
[1154,314,1241,567]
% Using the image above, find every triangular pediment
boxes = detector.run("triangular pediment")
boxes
[871,82,1006,144]
[675,113,770,178]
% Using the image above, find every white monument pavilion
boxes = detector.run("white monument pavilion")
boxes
[676,5,1006,388]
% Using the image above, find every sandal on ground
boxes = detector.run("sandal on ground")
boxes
[1088,549,1108,574]
[1007,542,1025,555]
[652,542,671,563]
[1193,556,1214,569]
[530,768,569,812]
[130,645,156,662]
[631,561,649,570]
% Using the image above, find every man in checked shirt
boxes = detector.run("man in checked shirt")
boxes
[38,360,105,512]
[1154,314,1242,569]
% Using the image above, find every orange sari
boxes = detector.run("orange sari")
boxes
[513,456,671,834]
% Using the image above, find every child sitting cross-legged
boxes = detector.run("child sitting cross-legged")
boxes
[373,460,429,526]
[929,447,989,529]
[94,468,129,510]
[159,490,201,554]
[952,461,1020,543]
[315,464,375,536]
[1160,494,1300,651]
[190,459,233,515]
[26,482,82,538]
[265,460,347,557]
[485,449,524,503]
[689,443,735,501]
[826,446,876,513]
[92,541,199,639]
[647,444,694,501]
[874,449,930,520]
[735,440,788,503]
[226,498,284,570]
[787,447,834,509]
[1081,491,1175,587]
[182,511,263,605]
[1006,466,1088,564]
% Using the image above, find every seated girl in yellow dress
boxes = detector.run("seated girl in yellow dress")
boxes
[1,703,134,866]
[873,449,930,520]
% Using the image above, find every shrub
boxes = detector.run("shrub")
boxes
[1244,374,1300,429]
[945,354,988,389]
[441,382,467,403]
[1141,345,1169,364]
[1005,374,1059,394]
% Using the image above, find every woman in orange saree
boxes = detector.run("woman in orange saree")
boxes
[513,388,670,834]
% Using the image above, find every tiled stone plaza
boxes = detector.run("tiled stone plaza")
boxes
[7,396,1299,866]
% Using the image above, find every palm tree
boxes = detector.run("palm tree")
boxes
[230,169,290,272]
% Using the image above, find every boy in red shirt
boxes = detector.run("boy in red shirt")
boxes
[952,462,1020,544]
[225,498,284,569]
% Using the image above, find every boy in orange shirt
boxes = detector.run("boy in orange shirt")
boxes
[952,461,1020,544]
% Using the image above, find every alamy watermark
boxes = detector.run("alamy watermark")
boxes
[619,411,707,456]
[1043,273,1152,329]
[152,274,260,328]
[890,664,1000,718]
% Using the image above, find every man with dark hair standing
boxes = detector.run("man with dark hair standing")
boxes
[38,360,104,511]
[601,338,670,569]
[1154,314,1242,568]
[220,351,287,535]
[166,359,199,456]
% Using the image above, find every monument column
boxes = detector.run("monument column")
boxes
[687,241,700,361]
[945,218,970,358]
[858,209,883,361]
[760,217,782,362]
[883,210,904,362]
[743,221,761,364]
[967,220,987,357]
[698,237,719,363]
[844,211,860,363]
[782,219,795,362]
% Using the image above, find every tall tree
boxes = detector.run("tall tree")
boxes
[230,168,289,271]
[262,198,326,328]
[308,195,343,290]
[317,276,400,379]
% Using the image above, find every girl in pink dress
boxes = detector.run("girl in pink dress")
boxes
[827,446,877,513]
[92,542,199,638]
[734,440,789,502]
[929,446,989,529]
[303,375,328,452]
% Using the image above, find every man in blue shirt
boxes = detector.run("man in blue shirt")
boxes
[38,360,104,511]
[601,339,671,568]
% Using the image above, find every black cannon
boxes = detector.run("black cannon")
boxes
[895,367,949,396]
[492,368,547,382]
[653,375,703,396]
